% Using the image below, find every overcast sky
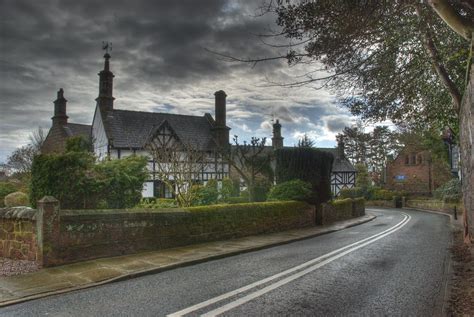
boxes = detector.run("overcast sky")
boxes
[0,0,357,162]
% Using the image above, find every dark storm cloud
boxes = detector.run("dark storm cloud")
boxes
[0,0,352,162]
[326,116,352,132]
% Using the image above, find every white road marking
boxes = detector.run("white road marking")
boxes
[167,213,411,317]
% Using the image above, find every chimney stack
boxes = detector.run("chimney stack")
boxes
[96,53,115,115]
[214,90,227,127]
[272,119,284,149]
[52,88,68,126]
[337,140,345,159]
[212,90,230,148]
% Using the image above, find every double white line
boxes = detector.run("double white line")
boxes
[168,213,411,317]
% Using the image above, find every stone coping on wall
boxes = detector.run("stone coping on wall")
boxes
[60,208,183,216]
[0,207,37,220]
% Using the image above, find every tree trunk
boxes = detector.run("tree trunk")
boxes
[248,184,255,202]
[460,38,474,243]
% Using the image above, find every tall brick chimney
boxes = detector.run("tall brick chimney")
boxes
[215,90,226,127]
[212,90,230,148]
[52,88,68,126]
[337,140,345,159]
[96,53,115,115]
[272,119,284,149]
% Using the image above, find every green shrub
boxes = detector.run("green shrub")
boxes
[434,179,462,203]
[219,178,234,202]
[275,147,333,204]
[30,153,147,209]
[339,187,365,199]
[353,197,365,204]
[190,180,219,206]
[268,179,312,201]
[93,155,148,209]
[372,189,397,201]
[136,198,177,208]
[226,196,249,204]
[355,164,371,188]
[331,198,353,206]
[185,200,309,214]
[4,191,29,207]
[30,152,96,209]
[65,136,92,153]
[253,179,271,202]
[0,182,17,207]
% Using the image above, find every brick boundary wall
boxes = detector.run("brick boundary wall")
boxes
[319,198,365,225]
[0,207,38,261]
[0,198,368,267]
[55,202,315,266]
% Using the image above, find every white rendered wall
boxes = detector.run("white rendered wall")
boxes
[142,181,154,197]
[91,108,108,160]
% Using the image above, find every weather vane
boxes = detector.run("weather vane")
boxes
[102,41,112,54]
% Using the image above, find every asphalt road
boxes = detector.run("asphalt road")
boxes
[0,208,452,316]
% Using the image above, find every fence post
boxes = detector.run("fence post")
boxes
[37,196,60,267]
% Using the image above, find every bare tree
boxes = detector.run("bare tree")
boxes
[5,145,37,176]
[29,127,46,152]
[221,136,272,202]
[145,135,212,207]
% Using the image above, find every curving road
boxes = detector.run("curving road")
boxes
[0,208,452,316]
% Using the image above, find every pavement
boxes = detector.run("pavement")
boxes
[0,214,375,307]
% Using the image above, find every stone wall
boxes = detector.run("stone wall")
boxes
[53,201,315,266]
[0,207,38,261]
[319,198,365,225]
[405,199,463,215]
[365,200,396,208]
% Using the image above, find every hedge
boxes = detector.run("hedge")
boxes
[275,148,333,205]
[4,191,29,207]
[0,182,17,207]
[185,200,310,214]
[267,179,312,201]
[226,197,250,204]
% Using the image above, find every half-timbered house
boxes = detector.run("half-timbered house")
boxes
[318,143,356,196]
[43,52,230,198]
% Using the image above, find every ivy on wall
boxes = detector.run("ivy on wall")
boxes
[275,148,334,205]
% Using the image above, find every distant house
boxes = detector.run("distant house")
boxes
[385,144,452,195]
[318,144,357,197]
[41,88,91,154]
[42,53,230,198]
[264,121,356,197]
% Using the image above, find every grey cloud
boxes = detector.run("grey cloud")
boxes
[326,117,351,132]
[0,0,354,162]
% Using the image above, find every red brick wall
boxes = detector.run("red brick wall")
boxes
[386,147,451,194]
[0,208,38,261]
[54,202,315,266]
[41,125,69,154]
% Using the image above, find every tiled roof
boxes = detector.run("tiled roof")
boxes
[63,123,91,139]
[318,147,356,172]
[236,145,356,173]
[103,109,217,151]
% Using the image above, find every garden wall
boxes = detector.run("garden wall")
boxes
[0,197,369,267]
[0,207,38,261]
[319,198,365,225]
[56,201,315,265]
[405,199,463,215]
[365,200,395,208]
